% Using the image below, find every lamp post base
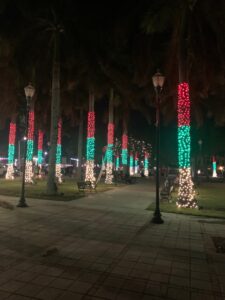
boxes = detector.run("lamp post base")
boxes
[151,211,164,224]
[17,197,28,208]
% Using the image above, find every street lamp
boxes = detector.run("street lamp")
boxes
[151,70,165,224]
[18,136,27,170]
[17,83,35,207]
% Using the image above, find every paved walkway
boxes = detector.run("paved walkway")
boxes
[0,178,224,300]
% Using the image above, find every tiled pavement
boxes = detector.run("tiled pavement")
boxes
[0,179,224,299]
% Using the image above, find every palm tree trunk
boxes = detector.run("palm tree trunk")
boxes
[105,88,114,184]
[25,103,35,183]
[47,29,60,194]
[85,90,96,184]
[77,108,84,180]
[176,9,197,208]
[37,129,44,177]
[6,116,17,180]
[122,117,128,174]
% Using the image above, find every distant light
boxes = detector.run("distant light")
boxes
[197,169,201,174]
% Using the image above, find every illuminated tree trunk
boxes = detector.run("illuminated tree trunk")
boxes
[85,91,96,184]
[212,156,217,178]
[37,130,44,177]
[47,29,60,194]
[129,151,134,175]
[77,108,84,180]
[105,89,114,184]
[115,152,120,171]
[55,118,62,183]
[144,151,149,177]
[6,120,16,180]
[25,108,35,183]
[176,9,197,208]
[122,119,128,174]
[177,82,197,207]
[134,152,139,174]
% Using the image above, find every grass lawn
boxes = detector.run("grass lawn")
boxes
[148,182,225,219]
[0,177,116,201]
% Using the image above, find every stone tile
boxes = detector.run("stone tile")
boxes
[94,285,119,299]
[69,280,93,294]
[116,290,143,300]
[36,287,63,300]
[122,278,147,293]
[0,280,26,293]
[167,287,190,300]
[191,291,215,300]
[129,268,150,279]
[44,267,64,277]
[111,266,131,276]
[103,276,124,288]
[57,291,83,300]
[170,275,190,288]
[144,281,168,297]
[32,274,55,286]
[16,283,43,297]
[49,277,74,290]
[0,290,11,299]
[17,271,38,283]
[190,279,213,291]
[7,295,34,300]
[150,272,170,283]
[191,271,211,281]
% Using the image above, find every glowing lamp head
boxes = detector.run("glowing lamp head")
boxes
[152,71,165,89]
[24,83,35,99]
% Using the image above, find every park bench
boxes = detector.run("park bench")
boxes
[77,181,96,192]
[160,178,174,201]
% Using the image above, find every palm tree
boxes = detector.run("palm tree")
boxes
[142,0,225,207]
[46,23,64,193]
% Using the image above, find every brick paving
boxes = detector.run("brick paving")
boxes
[0,178,224,299]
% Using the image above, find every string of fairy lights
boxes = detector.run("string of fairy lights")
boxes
[5,122,16,180]
[144,152,149,176]
[122,134,128,167]
[85,111,96,184]
[55,118,63,183]
[129,152,134,175]
[212,156,217,178]
[37,130,44,167]
[177,82,197,208]
[25,110,35,183]
[105,123,114,184]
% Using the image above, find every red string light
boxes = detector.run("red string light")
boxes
[57,118,62,145]
[87,112,95,138]
[38,130,44,150]
[9,122,16,145]
[178,82,190,127]
[122,134,128,149]
[107,123,114,145]
[27,111,34,140]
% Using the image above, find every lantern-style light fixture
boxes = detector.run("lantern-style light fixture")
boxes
[152,71,165,89]
[24,83,35,99]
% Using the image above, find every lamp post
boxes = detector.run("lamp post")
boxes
[151,71,165,224]
[18,136,27,170]
[17,83,35,207]
[198,139,203,169]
